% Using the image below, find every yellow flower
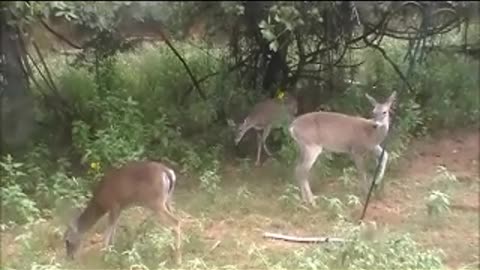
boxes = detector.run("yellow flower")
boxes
[90,162,100,171]
[276,89,285,100]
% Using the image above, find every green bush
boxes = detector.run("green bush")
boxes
[0,155,40,225]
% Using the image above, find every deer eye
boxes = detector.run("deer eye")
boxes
[383,111,387,115]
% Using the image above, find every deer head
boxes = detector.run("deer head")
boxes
[365,91,396,126]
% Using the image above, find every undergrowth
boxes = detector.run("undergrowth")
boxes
[1,32,477,269]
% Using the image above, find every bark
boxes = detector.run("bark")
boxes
[0,5,34,153]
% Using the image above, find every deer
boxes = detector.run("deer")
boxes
[63,160,182,264]
[229,92,298,166]
[289,91,397,205]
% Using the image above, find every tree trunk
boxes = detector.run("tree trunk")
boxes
[0,5,35,154]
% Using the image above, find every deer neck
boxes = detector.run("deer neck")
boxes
[75,200,106,235]
[373,116,390,141]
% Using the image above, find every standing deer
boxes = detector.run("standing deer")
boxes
[230,93,298,166]
[289,91,396,205]
[64,160,182,264]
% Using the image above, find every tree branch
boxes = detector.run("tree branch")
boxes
[39,19,82,49]
[180,55,252,104]
[155,27,206,100]
[364,37,415,93]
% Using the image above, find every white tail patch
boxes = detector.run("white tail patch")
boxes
[163,169,176,194]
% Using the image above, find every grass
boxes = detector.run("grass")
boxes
[1,131,479,270]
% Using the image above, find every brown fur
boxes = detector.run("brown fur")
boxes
[233,94,298,166]
[64,160,182,264]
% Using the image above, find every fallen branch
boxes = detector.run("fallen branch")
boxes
[263,232,347,244]
[209,240,222,253]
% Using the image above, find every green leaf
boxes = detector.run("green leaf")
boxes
[274,14,281,23]
[285,21,293,31]
[269,40,279,52]
[258,20,268,29]
[261,29,276,42]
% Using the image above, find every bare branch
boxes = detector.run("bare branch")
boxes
[39,19,82,49]
[180,55,252,104]
[364,38,414,93]
[155,27,207,101]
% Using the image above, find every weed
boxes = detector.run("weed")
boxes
[426,190,451,218]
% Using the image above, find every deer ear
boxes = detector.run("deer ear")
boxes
[365,93,377,106]
[387,91,397,105]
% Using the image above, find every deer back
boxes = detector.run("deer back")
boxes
[93,161,175,210]
[290,111,382,152]
[246,94,298,127]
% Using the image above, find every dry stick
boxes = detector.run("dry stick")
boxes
[208,240,222,252]
[263,232,347,244]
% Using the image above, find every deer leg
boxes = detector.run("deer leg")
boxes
[153,202,182,265]
[103,207,121,249]
[351,151,368,196]
[373,145,389,186]
[261,126,273,156]
[234,121,251,145]
[255,130,263,166]
[295,145,322,205]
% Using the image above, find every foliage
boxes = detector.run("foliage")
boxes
[431,165,459,191]
[60,44,234,174]
[278,183,304,209]
[1,2,478,269]
[321,196,345,219]
[426,190,451,218]
[4,219,64,270]
[282,221,445,270]
[0,155,40,225]
[0,151,90,227]
[199,160,222,196]
[103,223,174,270]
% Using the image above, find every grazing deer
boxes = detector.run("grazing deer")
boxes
[229,92,298,166]
[64,160,182,264]
[289,91,396,205]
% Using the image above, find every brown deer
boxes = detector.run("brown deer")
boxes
[63,160,182,264]
[229,93,298,166]
[289,91,396,205]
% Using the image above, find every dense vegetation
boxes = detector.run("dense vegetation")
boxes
[1,1,479,269]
